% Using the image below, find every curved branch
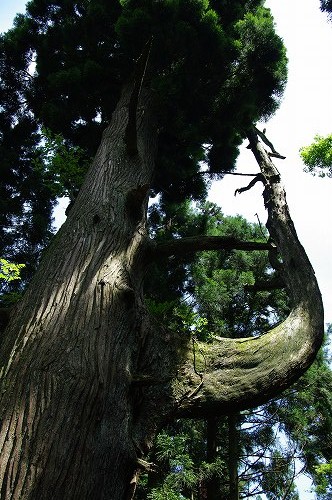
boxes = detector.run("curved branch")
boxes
[156,236,271,258]
[174,130,324,417]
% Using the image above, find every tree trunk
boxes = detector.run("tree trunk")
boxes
[206,417,220,500]
[0,85,172,499]
[228,414,239,500]
[0,89,324,498]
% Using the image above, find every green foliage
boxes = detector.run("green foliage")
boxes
[33,128,91,199]
[0,259,25,309]
[147,486,187,500]
[145,299,177,321]
[272,340,332,496]
[0,111,55,283]
[260,451,299,500]
[0,291,23,308]
[232,6,288,119]
[135,421,228,500]
[0,259,25,282]
[191,203,289,337]
[147,431,197,499]
[315,460,332,497]
[1,0,287,204]
[174,306,210,341]
[146,201,289,345]
[300,134,332,177]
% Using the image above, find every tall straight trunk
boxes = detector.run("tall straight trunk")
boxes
[228,414,239,500]
[0,85,167,499]
[206,417,220,500]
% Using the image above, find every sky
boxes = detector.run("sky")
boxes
[1,1,330,322]
[0,2,331,497]
[209,0,332,328]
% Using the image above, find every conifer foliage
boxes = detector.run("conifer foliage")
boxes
[0,2,325,499]
[1,0,287,201]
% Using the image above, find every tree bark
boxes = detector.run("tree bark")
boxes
[0,88,324,499]
[228,414,239,500]
[0,84,170,499]
[173,130,324,417]
[206,416,220,500]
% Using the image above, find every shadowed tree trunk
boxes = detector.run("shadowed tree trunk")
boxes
[228,414,239,500]
[206,416,220,500]
[0,79,324,499]
[0,85,163,499]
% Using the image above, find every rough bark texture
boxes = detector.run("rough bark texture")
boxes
[0,85,324,499]
[0,85,169,499]
[173,130,324,417]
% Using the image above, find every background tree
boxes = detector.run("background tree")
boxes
[137,202,332,498]
[0,34,90,299]
[0,110,54,289]
[135,207,296,499]
[300,134,332,178]
[0,121,90,322]
[0,2,324,499]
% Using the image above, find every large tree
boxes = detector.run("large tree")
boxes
[0,1,324,498]
[300,134,332,178]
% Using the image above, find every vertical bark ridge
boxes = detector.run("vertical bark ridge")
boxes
[0,85,159,499]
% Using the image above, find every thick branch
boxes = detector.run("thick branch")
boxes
[156,236,271,258]
[173,129,324,417]
[252,126,286,159]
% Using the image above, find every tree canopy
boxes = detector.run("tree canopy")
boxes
[0,2,326,499]
[0,0,288,297]
[300,134,332,178]
[1,0,287,203]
